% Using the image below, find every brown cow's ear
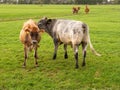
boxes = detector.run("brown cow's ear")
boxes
[32,26,37,30]
[25,29,30,34]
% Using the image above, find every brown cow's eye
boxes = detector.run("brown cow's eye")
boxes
[35,33,38,38]
[36,33,38,36]
[30,32,33,36]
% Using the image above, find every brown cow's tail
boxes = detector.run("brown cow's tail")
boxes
[85,24,101,56]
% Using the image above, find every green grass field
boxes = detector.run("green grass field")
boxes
[0,4,120,90]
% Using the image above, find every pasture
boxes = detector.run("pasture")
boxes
[0,5,120,89]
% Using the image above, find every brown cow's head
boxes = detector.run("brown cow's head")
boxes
[24,24,40,45]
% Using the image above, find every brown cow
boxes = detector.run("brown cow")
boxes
[19,19,41,67]
[73,7,80,14]
[85,5,90,14]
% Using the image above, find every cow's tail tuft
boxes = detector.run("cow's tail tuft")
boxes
[88,36,101,56]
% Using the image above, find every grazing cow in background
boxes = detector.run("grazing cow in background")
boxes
[85,5,90,14]
[38,17,101,69]
[19,19,41,67]
[73,7,80,14]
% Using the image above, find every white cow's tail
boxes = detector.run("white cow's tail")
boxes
[88,36,101,56]
[86,25,101,56]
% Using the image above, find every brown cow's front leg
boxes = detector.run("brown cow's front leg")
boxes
[34,46,39,67]
[23,45,28,67]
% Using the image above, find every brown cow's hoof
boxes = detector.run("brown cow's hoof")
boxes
[22,63,26,68]
[22,65,26,68]
[35,64,39,67]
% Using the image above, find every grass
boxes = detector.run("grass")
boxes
[0,4,120,90]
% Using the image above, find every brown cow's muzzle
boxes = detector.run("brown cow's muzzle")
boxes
[32,40,38,45]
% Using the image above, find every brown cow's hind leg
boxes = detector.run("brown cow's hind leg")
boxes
[34,46,39,67]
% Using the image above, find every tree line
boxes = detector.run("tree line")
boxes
[0,0,120,4]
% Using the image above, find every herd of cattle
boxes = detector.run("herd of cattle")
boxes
[19,17,101,69]
[72,5,90,14]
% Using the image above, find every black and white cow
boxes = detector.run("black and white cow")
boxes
[38,17,101,68]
